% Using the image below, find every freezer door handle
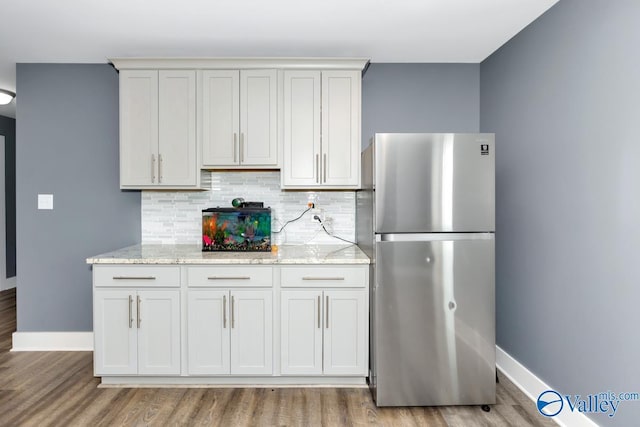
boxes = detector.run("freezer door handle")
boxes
[377,233,494,242]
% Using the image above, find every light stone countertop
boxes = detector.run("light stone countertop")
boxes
[86,244,370,265]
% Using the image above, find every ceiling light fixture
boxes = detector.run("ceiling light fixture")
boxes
[0,89,16,105]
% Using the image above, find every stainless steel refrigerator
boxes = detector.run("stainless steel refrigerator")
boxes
[356,133,495,407]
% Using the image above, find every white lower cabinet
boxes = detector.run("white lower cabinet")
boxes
[187,290,230,375]
[93,263,368,382]
[187,289,272,375]
[323,290,367,375]
[281,290,323,375]
[94,289,181,375]
[281,289,367,376]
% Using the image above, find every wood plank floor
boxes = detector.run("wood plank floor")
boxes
[0,288,556,426]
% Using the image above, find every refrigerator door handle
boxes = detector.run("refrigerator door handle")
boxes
[377,233,494,242]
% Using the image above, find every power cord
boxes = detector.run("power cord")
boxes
[273,207,312,234]
[272,205,357,245]
[315,215,356,245]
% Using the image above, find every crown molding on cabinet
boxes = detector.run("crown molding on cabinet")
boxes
[109,57,370,71]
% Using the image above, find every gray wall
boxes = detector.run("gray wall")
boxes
[481,1,640,425]
[0,115,15,277]
[16,64,141,331]
[362,63,480,147]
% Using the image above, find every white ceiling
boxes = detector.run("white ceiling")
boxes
[0,0,559,118]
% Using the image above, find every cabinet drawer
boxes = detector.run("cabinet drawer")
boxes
[187,266,273,287]
[281,266,366,288]
[94,265,180,287]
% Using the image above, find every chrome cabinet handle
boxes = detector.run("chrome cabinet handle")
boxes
[207,276,250,280]
[323,153,327,183]
[151,154,156,183]
[240,133,245,163]
[315,154,320,183]
[128,295,133,328]
[223,294,227,328]
[317,295,321,329]
[113,276,156,280]
[158,154,163,183]
[233,133,238,163]
[137,296,141,328]
[325,295,329,329]
[302,277,345,281]
[231,295,236,328]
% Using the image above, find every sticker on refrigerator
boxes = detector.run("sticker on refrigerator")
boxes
[480,144,489,155]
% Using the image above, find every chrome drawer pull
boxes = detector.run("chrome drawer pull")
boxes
[128,295,133,328]
[223,295,227,328]
[323,153,327,183]
[151,154,156,183]
[240,133,245,163]
[325,295,329,329]
[113,276,156,280]
[207,276,251,280]
[233,133,238,163]
[231,295,235,328]
[302,277,345,281]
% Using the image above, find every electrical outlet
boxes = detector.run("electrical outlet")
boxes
[310,208,324,223]
[307,192,318,207]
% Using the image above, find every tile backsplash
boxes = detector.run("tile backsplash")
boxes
[142,171,356,245]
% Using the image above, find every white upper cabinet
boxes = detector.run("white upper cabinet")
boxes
[120,70,158,187]
[201,70,239,166]
[282,71,321,187]
[112,58,368,190]
[282,70,361,189]
[240,70,278,165]
[158,71,198,186]
[120,70,198,189]
[321,71,361,187]
[201,69,277,168]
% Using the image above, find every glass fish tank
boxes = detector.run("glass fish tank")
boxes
[202,207,271,252]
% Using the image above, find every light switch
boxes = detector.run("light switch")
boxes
[38,194,54,210]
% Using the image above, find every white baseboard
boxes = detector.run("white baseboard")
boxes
[11,332,93,351]
[0,276,16,291]
[100,376,367,387]
[496,346,599,427]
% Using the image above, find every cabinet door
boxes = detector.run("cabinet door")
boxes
[321,71,361,187]
[323,290,367,375]
[187,290,230,375]
[137,290,181,375]
[230,290,273,375]
[281,290,323,375]
[94,290,137,375]
[240,70,278,166]
[158,70,197,186]
[120,70,158,187]
[282,71,321,187]
[201,70,240,166]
